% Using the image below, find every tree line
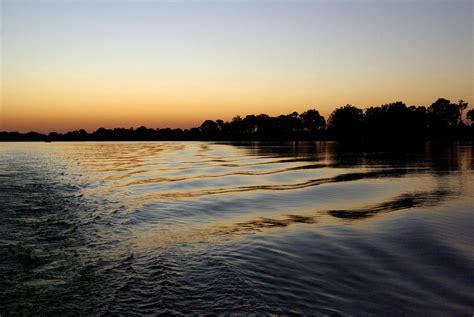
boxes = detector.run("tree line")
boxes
[1,98,473,142]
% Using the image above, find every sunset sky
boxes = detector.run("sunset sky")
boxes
[1,0,472,133]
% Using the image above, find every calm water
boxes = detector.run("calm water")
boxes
[0,141,473,315]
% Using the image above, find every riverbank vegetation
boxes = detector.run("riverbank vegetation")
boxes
[2,98,473,142]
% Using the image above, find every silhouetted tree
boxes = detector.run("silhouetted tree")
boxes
[428,98,461,127]
[215,120,224,132]
[467,109,474,124]
[457,100,468,124]
[299,109,325,135]
[200,120,219,137]
[328,105,363,139]
[364,102,428,141]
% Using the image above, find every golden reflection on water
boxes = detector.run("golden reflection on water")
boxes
[130,185,456,251]
[12,141,471,250]
[1,141,473,315]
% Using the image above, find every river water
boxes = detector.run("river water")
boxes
[0,141,473,315]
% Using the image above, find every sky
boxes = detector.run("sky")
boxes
[1,0,473,133]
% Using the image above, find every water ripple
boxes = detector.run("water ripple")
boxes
[0,141,473,315]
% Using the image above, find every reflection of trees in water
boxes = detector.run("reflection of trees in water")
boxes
[215,142,472,234]
[234,141,472,173]
[228,141,331,159]
[217,189,453,235]
[328,189,450,220]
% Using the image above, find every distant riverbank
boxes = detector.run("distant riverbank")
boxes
[2,98,473,142]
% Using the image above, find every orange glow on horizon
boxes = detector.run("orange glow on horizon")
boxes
[1,1,472,133]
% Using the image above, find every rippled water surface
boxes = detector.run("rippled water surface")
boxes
[1,141,473,315]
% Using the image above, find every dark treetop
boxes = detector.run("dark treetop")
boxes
[2,98,473,142]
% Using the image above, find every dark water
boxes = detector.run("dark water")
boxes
[0,141,473,315]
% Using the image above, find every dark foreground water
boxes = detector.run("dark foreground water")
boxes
[0,141,473,315]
